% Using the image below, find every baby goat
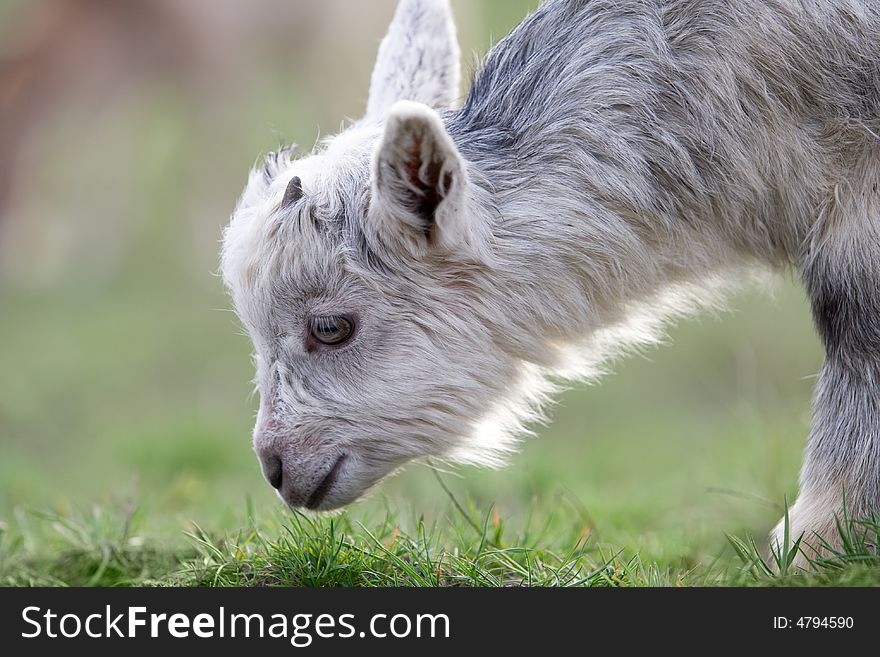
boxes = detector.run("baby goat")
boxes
[221,0,880,560]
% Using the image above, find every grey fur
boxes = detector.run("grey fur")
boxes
[221,0,880,560]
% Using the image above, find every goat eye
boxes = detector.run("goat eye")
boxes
[309,315,354,346]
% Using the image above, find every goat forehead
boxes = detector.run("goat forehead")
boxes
[223,125,380,304]
[283,124,379,202]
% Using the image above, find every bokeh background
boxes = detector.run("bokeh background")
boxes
[0,0,822,564]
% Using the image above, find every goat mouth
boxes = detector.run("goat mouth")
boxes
[305,453,347,510]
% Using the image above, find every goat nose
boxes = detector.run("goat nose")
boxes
[261,452,284,489]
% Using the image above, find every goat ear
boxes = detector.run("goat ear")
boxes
[371,101,475,256]
[365,0,461,120]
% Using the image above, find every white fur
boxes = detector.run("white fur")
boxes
[221,0,880,563]
[365,0,461,119]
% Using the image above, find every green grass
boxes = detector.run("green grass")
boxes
[3,488,879,587]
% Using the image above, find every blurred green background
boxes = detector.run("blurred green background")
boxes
[0,0,822,565]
